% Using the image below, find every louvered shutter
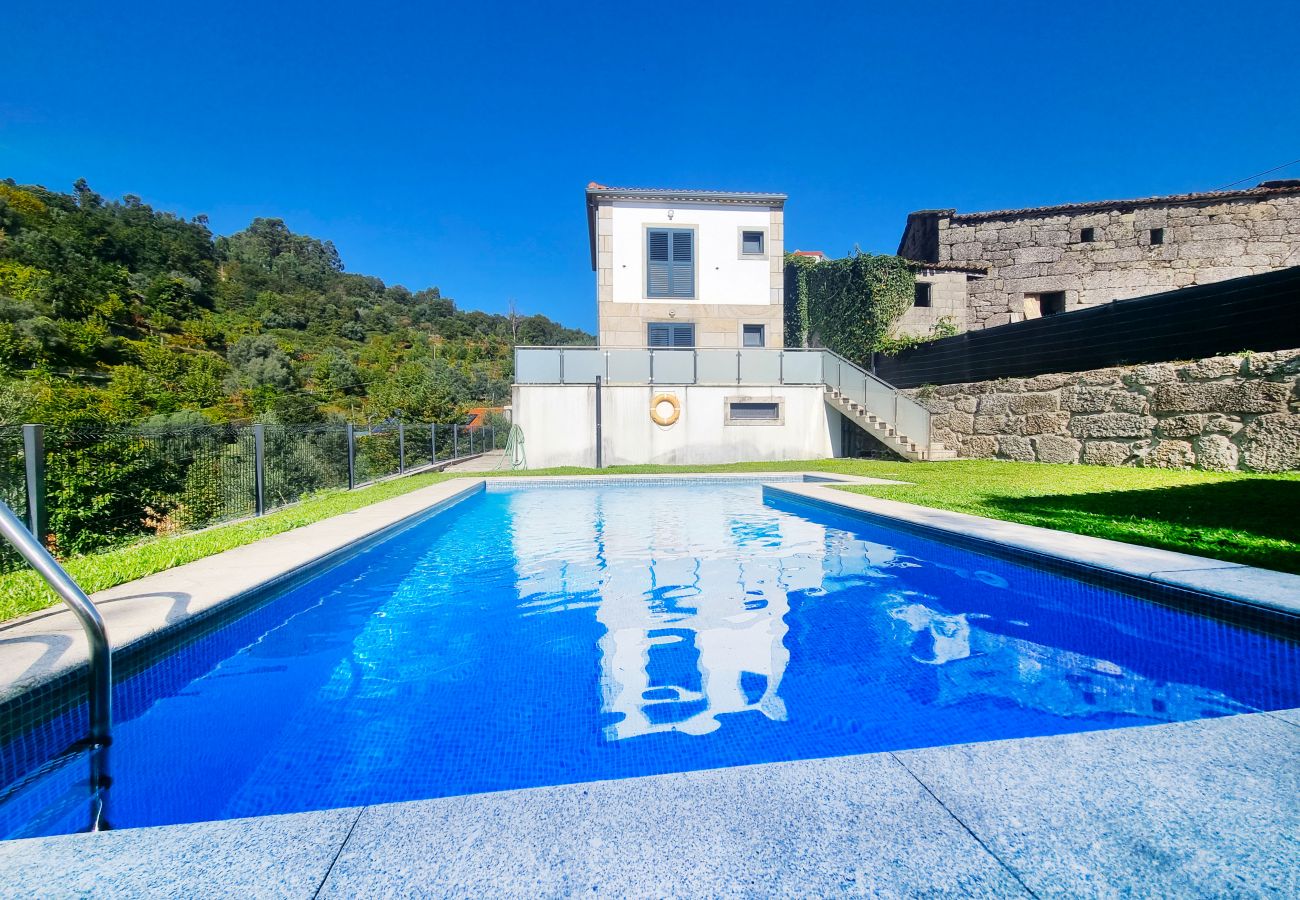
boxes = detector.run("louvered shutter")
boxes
[646,228,694,298]
[647,323,671,347]
[669,230,694,297]
[647,230,671,297]
[670,323,694,347]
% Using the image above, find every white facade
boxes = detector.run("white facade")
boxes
[512,383,843,468]
[609,202,775,306]
[588,185,786,349]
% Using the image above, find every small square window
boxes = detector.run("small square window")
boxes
[1040,291,1066,316]
[914,283,932,307]
[1150,228,1164,245]
[742,324,765,347]
[740,230,765,256]
[1079,227,1095,242]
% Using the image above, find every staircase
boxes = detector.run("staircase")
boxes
[819,351,957,462]
[824,389,956,461]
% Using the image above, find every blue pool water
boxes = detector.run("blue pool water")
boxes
[2,480,1299,838]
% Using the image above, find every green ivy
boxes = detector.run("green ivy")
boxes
[876,316,960,356]
[784,252,915,363]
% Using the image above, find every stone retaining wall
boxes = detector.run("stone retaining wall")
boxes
[908,348,1300,472]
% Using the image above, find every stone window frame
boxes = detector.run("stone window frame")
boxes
[740,323,766,347]
[724,395,785,426]
[1079,227,1096,243]
[914,282,933,308]
[737,227,768,260]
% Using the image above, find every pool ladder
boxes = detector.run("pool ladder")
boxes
[0,501,112,832]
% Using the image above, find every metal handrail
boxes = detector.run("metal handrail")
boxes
[0,501,112,831]
[514,345,932,451]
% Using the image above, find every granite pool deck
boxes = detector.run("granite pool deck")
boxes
[3,471,1300,896]
[0,709,1296,898]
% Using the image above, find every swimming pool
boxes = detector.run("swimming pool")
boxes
[2,478,1298,839]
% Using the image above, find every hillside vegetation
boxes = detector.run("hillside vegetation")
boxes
[0,178,591,429]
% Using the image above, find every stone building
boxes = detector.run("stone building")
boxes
[895,180,1300,332]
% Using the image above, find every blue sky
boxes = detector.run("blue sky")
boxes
[4,1,1298,332]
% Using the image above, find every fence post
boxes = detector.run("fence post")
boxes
[253,424,266,516]
[454,424,459,458]
[430,423,437,463]
[398,422,406,475]
[595,375,603,469]
[346,423,356,489]
[21,424,46,539]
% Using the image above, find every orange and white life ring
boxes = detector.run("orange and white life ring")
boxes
[650,393,680,427]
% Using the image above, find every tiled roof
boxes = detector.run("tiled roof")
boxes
[947,181,1300,223]
[791,249,826,259]
[585,183,786,202]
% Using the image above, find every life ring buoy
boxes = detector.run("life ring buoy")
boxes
[650,393,680,427]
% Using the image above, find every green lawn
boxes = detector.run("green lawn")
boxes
[3,459,1297,623]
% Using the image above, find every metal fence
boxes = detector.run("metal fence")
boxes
[873,266,1300,389]
[0,421,500,572]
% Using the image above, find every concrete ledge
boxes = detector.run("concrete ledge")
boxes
[1,711,1294,897]
[764,481,1300,619]
[0,478,486,708]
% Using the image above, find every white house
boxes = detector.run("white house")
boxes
[510,185,944,468]
[587,184,786,349]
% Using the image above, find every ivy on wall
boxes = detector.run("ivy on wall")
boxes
[783,251,915,363]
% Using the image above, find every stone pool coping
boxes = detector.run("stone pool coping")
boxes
[0,472,899,706]
[3,466,1296,710]
[0,478,488,708]
[765,481,1300,619]
[1,708,1296,897]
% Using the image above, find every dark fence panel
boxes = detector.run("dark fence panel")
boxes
[874,267,1300,388]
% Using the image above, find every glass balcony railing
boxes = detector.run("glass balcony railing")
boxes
[513,346,932,450]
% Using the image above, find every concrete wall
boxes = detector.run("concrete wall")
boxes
[937,194,1300,329]
[513,383,834,468]
[909,347,1300,472]
[597,198,785,348]
[893,269,970,338]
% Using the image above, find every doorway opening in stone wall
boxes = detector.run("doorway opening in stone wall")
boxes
[1024,291,1067,319]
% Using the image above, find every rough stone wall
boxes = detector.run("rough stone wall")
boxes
[937,195,1300,329]
[892,270,969,338]
[908,348,1300,472]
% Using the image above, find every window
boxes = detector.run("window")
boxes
[647,228,695,298]
[647,322,695,348]
[742,324,765,347]
[740,229,766,257]
[914,282,932,307]
[1150,227,1164,245]
[1079,227,1095,242]
[1039,291,1066,316]
[725,398,784,424]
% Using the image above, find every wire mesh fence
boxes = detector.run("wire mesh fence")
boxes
[0,419,494,572]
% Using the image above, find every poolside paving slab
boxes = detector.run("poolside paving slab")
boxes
[896,711,1300,898]
[0,806,360,900]
[317,752,1029,899]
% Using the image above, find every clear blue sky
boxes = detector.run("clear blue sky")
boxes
[4,1,1298,332]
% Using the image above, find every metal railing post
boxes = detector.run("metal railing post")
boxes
[346,423,356,489]
[0,501,111,831]
[736,350,741,385]
[253,424,266,516]
[454,424,459,458]
[431,423,438,462]
[21,423,46,539]
[595,375,603,469]
[398,422,406,475]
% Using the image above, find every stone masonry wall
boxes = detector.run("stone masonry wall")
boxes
[892,269,969,338]
[907,348,1300,472]
[937,194,1300,329]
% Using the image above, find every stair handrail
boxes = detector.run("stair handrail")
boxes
[0,501,112,831]
[819,349,932,452]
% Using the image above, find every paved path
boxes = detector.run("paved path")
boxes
[440,450,507,472]
[1,710,1296,897]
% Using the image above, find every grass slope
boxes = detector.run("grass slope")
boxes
[3,459,1297,623]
